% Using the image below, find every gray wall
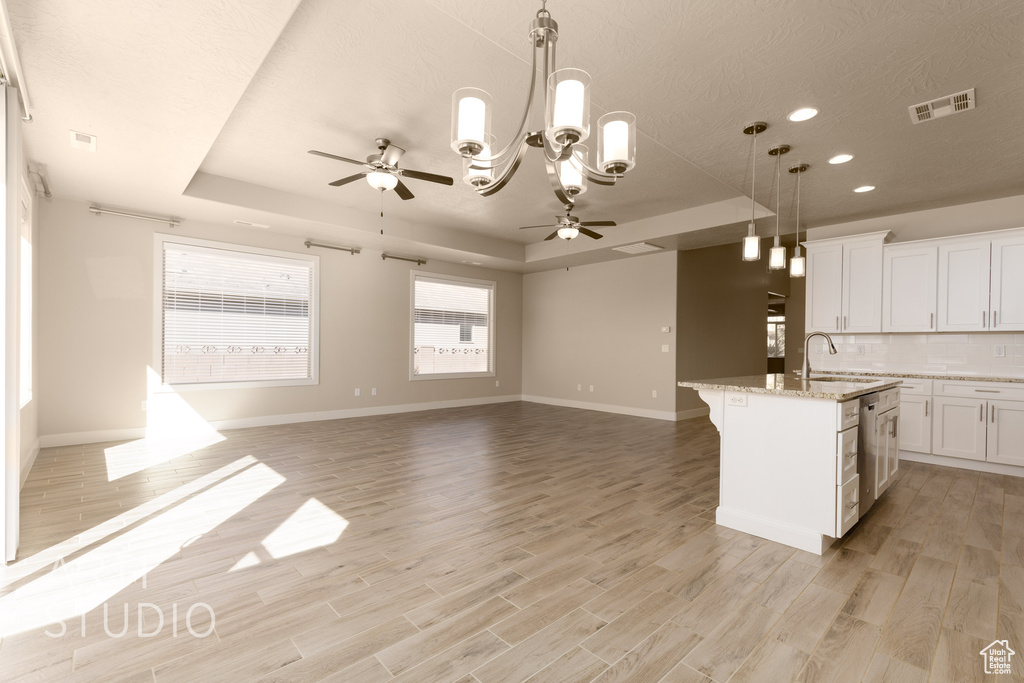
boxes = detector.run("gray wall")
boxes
[37,198,523,440]
[521,251,677,417]
[676,237,802,412]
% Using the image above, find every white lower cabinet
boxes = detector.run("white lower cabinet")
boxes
[837,474,860,538]
[899,394,931,453]
[932,396,988,461]
[989,399,1024,467]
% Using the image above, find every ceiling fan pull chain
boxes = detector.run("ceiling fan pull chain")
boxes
[380,190,384,235]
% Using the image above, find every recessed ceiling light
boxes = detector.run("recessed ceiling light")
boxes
[828,154,854,164]
[854,185,875,193]
[788,108,818,122]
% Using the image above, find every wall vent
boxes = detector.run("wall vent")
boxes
[908,88,975,124]
[612,242,663,255]
[69,130,97,151]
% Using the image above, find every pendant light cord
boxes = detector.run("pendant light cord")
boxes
[775,152,782,238]
[750,131,757,226]
[795,170,801,244]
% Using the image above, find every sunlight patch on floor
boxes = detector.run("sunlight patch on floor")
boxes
[0,458,284,638]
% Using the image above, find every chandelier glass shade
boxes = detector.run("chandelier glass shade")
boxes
[450,4,636,205]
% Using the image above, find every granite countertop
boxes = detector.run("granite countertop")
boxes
[677,374,902,400]
[807,370,1024,384]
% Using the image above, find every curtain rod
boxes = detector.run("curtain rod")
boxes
[304,240,360,255]
[382,253,427,266]
[88,206,181,227]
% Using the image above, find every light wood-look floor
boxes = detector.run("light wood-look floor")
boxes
[2,402,1023,682]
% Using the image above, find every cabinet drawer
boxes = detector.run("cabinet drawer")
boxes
[933,380,1024,401]
[879,389,900,411]
[838,399,860,431]
[837,426,858,484]
[836,474,860,538]
[899,379,933,396]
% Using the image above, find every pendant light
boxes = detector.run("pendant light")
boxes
[741,122,767,261]
[789,163,808,277]
[767,144,790,270]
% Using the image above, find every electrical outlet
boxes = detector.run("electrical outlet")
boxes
[995,345,1006,358]
[141,400,147,412]
[652,389,657,398]
[661,326,671,333]
[577,384,582,391]
[857,345,866,355]
[661,344,670,353]
[354,388,360,397]
[589,385,594,392]
[495,380,500,387]
[727,394,748,407]
[371,387,377,396]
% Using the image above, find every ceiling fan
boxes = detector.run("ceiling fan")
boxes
[308,138,454,200]
[519,211,616,241]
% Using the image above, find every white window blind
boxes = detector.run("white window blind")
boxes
[413,275,494,377]
[161,241,316,386]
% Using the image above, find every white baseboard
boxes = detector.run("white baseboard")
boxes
[900,450,1024,478]
[716,506,836,555]
[676,407,711,421]
[520,395,679,421]
[37,394,525,448]
[19,439,40,490]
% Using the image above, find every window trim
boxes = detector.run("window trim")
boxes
[152,234,320,392]
[409,271,496,381]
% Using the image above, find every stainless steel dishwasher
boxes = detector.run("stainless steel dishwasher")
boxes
[858,392,881,517]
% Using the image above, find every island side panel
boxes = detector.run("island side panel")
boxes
[716,391,839,553]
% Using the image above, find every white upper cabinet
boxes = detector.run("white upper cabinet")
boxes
[805,232,890,334]
[806,243,843,333]
[937,239,991,331]
[989,234,1024,331]
[882,244,937,332]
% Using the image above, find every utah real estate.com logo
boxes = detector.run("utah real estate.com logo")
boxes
[980,640,1015,675]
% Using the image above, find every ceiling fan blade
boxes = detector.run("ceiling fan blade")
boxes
[381,144,405,167]
[578,227,604,240]
[580,221,616,227]
[544,231,560,241]
[393,178,415,200]
[308,150,367,166]
[519,224,558,230]
[400,169,455,186]
[328,173,366,187]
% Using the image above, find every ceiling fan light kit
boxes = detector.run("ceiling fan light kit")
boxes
[450,2,637,206]
[367,170,398,191]
[309,137,454,201]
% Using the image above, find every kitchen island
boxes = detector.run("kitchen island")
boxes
[678,374,901,554]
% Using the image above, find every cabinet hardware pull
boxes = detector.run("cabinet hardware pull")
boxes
[993,311,997,327]
[976,389,1000,393]
[930,313,934,329]
[983,311,987,328]
[992,407,996,424]
[925,400,929,417]
[980,404,984,421]
[843,315,847,330]
[836,316,839,331]
[846,501,858,510]
[893,416,898,439]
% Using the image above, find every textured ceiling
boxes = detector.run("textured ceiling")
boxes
[9,0,1024,271]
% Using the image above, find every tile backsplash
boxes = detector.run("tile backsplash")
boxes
[805,332,1024,379]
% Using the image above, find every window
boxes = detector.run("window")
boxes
[767,314,786,358]
[19,181,32,407]
[157,237,318,387]
[412,273,494,378]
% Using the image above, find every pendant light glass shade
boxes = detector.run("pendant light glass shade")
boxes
[546,68,591,146]
[769,235,787,270]
[451,87,492,156]
[366,171,398,191]
[597,111,636,173]
[742,224,760,261]
[790,246,806,277]
[556,144,588,196]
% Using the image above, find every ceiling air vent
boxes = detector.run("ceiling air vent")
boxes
[908,88,975,124]
[69,130,97,151]
[612,242,663,255]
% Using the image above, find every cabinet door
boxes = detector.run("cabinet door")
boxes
[842,241,884,333]
[882,245,937,332]
[932,396,987,460]
[888,407,900,481]
[937,240,990,331]
[990,236,1024,331]
[806,244,843,333]
[987,399,1024,466]
[899,393,931,453]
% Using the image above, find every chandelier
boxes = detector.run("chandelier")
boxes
[450,1,637,206]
